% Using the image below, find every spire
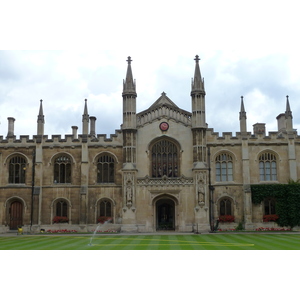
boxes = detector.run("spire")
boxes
[82,99,89,136]
[285,95,292,118]
[191,55,205,93]
[239,96,247,120]
[239,96,247,134]
[285,95,293,132]
[37,99,45,136]
[123,56,136,94]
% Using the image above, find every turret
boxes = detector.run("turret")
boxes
[191,55,206,129]
[191,55,206,163]
[122,56,137,130]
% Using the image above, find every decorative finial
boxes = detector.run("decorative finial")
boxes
[194,55,200,63]
[286,95,289,101]
[241,96,243,100]
[127,56,132,64]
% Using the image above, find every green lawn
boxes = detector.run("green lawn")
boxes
[1,233,300,250]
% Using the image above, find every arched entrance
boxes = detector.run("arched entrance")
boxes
[156,199,175,231]
[9,200,23,230]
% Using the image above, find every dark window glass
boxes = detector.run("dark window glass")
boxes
[9,156,26,184]
[97,155,114,183]
[54,155,71,183]
[152,140,178,178]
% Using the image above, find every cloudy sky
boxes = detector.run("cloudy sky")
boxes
[1,0,300,138]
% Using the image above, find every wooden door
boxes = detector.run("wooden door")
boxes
[9,201,23,230]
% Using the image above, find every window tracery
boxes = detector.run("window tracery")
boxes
[54,155,71,183]
[259,152,277,181]
[97,155,115,183]
[9,156,26,184]
[151,139,179,178]
[215,153,233,182]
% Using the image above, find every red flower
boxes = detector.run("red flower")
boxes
[263,214,279,222]
[218,215,235,223]
[97,216,113,224]
[53,216,69,223]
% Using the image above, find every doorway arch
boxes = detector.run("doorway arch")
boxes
[155,198,176,231]
[9,200,23,230]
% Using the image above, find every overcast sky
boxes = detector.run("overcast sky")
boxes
[1,0,300,138]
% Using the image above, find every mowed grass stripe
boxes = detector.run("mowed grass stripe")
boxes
[1,234,300,250]
[275,235,300,249]
[250,234,300,250]
[81,235,130,250]
[219,234,300,250]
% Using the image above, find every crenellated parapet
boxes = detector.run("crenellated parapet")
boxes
[206,128,300,148]
[0,130,123,148]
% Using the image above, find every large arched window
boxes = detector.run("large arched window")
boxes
[259,152,277,181]
[151,139,179,178]
[9,156,26,184]
[215,153,233,182]
[97,155,114,183]
[54,155,71,184]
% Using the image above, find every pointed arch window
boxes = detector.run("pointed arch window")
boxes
[9,156,26,184]
[151,139,179,178]
[99,200,112,217]
[56,200,68,217]
[97,155,115,183]
[219,198,232,216]
[264,198,276,215]
[53,199,69,223]
[215,153,233,182]
[54,155,72,184]
[259,152,277,181]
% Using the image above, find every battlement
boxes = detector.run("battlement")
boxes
[0,129,123,147]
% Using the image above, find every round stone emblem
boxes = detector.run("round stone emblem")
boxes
[159,122,169,131]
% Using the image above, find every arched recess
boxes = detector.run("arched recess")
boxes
[50,198,72,224]
[94,198,116,224]
[153,194,178,231]
[217,196,235,219]
[4,197,27,230]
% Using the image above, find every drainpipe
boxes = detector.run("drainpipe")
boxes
[30,149,36,232]
[208,146,215,232]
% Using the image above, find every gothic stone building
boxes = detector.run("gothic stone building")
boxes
[1,56,299,233]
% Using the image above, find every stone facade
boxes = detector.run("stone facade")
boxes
[1,56,299,233]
